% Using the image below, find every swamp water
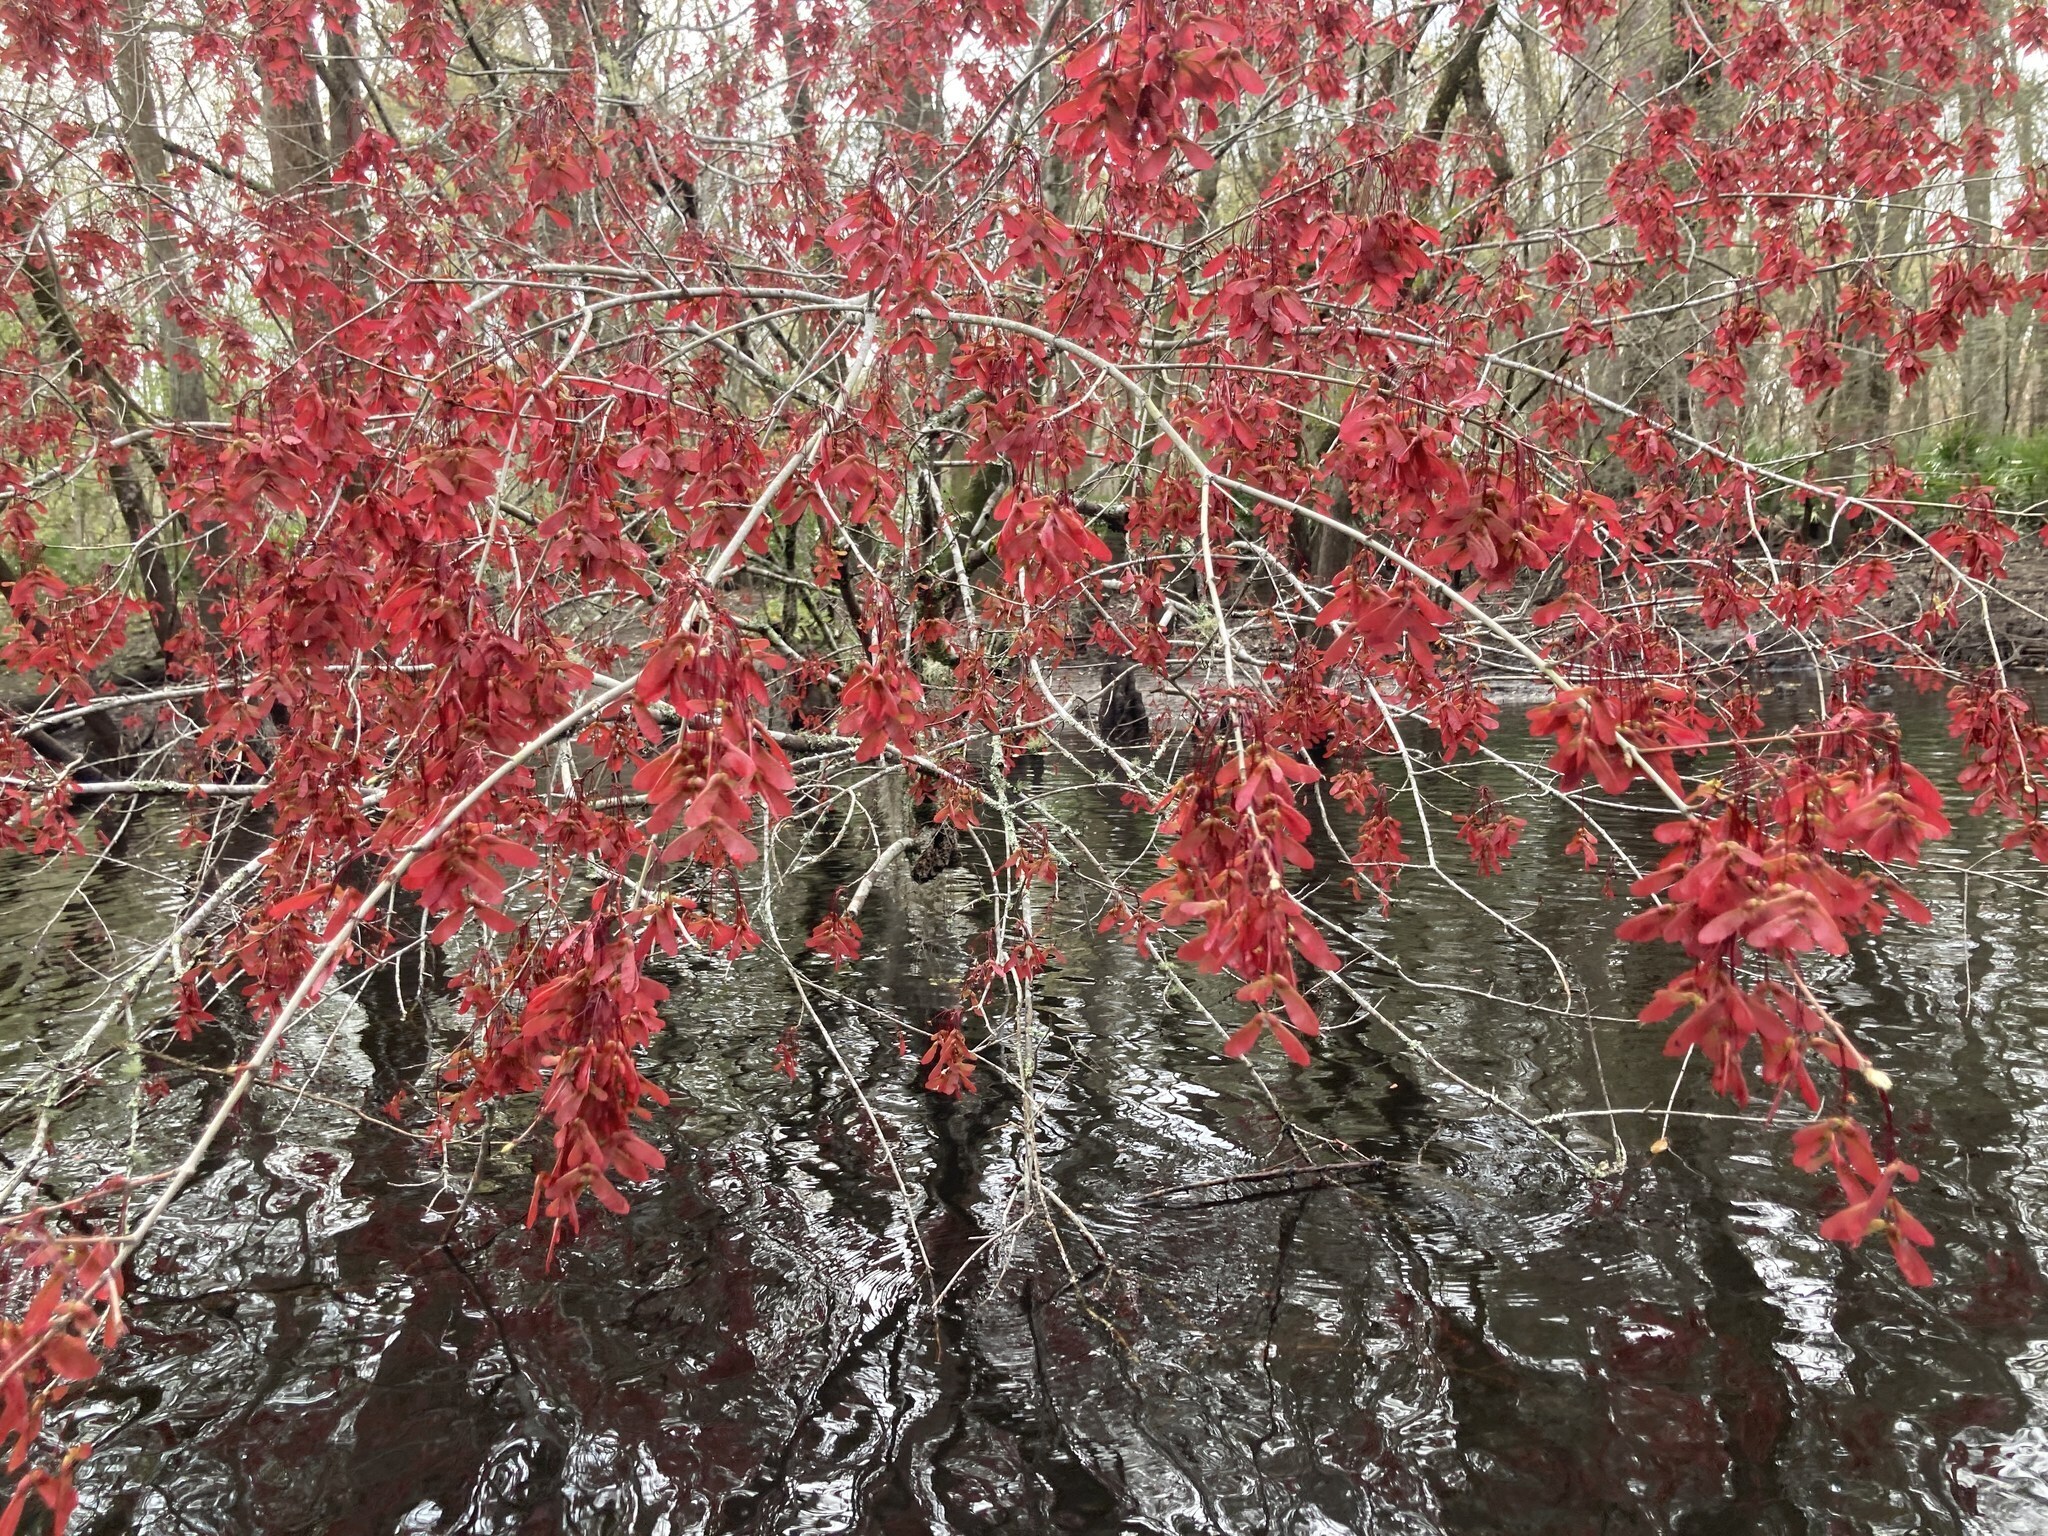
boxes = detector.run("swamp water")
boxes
[6,691,2048,1534]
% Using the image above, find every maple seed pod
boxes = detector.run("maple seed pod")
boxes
[1863,1065,1894,1093]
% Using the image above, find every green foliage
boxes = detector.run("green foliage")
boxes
[1913,427,2048,519]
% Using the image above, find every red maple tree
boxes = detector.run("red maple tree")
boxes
[1,0,2043,1516]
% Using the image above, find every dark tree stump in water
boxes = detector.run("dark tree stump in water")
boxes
[910,822,960,882]
[1097,663,1150,749]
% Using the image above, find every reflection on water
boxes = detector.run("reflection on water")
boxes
[9,692,2048,1533]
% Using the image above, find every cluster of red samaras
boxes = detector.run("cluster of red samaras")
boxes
[1080,678,1979,1291]
[1049,5,1266,178]
[1615,711,1955,1285]
[1139,728,1341,1066]
[0,1237,119,1535]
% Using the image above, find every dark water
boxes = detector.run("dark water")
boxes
[10,690,2048,1534]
